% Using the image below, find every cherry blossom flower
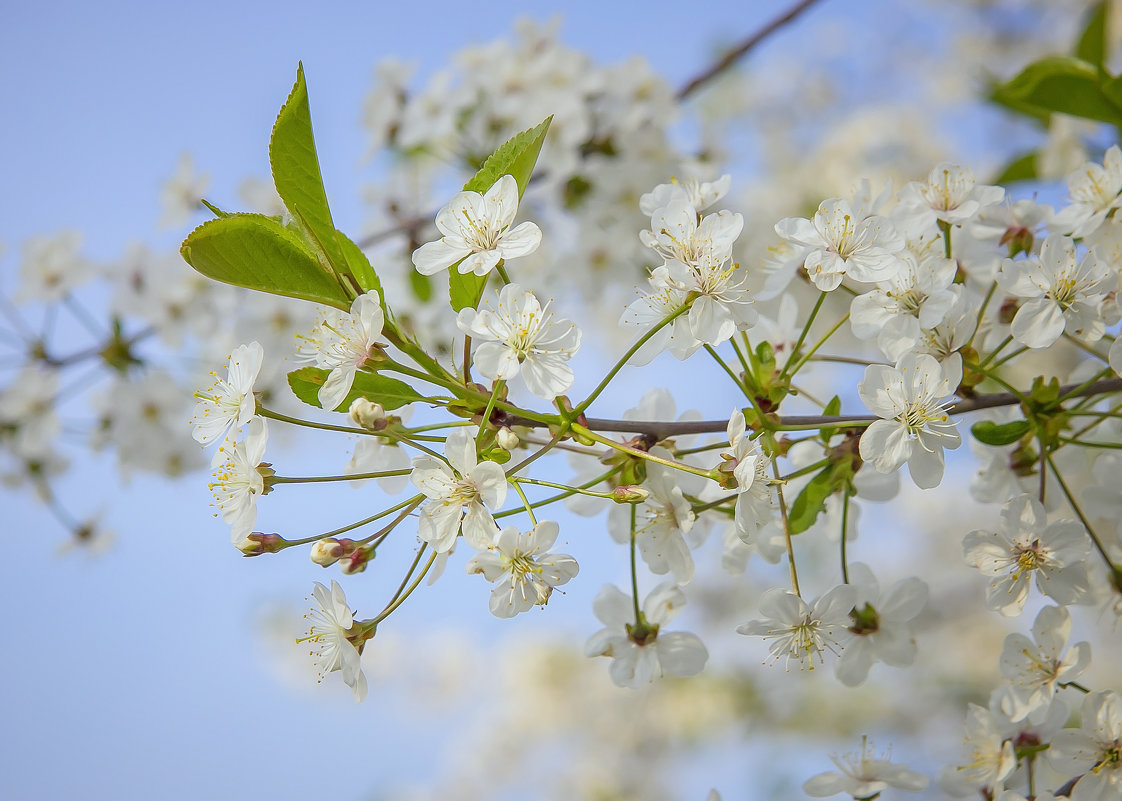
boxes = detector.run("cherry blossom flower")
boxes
[465,520,578,617]
[409,426,507,553]
[298,580,367,702]
[803,737,929,798]
[295,290,386,411]
[1048,690,1122,801]
[585,582,708,688]
[720,410,777,544]
[190,341,263,451]
[997,235,1111,348]
[998,605,1091,721]
[962,494,1092,616]
[857,352,962,489]
[411,174,542,276]
[939,703,1017,796]
[835,563,928,687]
[774,198,905,291]
[457,282,581,399]
[208,417,269,548]
[738,584,857,670]
[639,174,731,215]
[639,187,742,266]
[1051,145,1122,237]
[898,162,1004,227]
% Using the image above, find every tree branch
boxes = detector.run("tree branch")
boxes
[675,0,825,100]
[505,377,1122,440]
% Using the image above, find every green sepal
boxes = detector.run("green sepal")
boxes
[181,214,351,310]
[287,366,426,412]
[449,116,552,312]
[971,419,1032,447]
[991,56,1122,124]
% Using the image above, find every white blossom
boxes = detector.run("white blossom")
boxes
[1051,145,1122,237]
[295,290,386,411]
[465,520,578,617]
[208,417,269,548]
[298,580,367,702]
[998,605,1091,721]
[737,584,857,670]
[411,174,541,276]
[190,341,263,452]
[804,737,929,798]
[1048,690,1122,801]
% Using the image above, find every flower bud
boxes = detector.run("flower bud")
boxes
[349,398,386,430]
[495,426,519,451]
[235,532,285,556]
[310,537,358,567]
[340,546,371,574]
[611,485,650,504]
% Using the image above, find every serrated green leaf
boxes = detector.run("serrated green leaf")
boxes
[971,419,1032,447]
[449,116,552,312]
[788,466,838,535]
[993,151,1039,184]
[181,214,350,310]
[1076,1,1109,72]
[287,366,425,412]
[991,56,1122,124]
[270,64,356,292]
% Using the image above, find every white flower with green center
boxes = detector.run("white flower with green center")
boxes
[465,521,578,618]
[409,426,507,553]
[857,352,962,489]
[295,290,385,412]
[639,188,742,267]
[998,235,1111,348]
[1048,690,1122,801]
[737,584,857,670]
[208,417,269,547]
[775,197,905,291]
[297,580,367,702]
[190,341,263,453]
[962,494,1092,616]
[585,582,708,688]
[411,174,542,277]
[457,283,581,399]
[1052,144,1122,237]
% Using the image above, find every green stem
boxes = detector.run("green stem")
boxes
[511,480,537,526]
[965,282,997,351]
[1044,451,1117,571]
[780,458,830,483]
[573,304,690,416]
[772,458,800,597]
[495,262,513,285]
[779,290,827,381]
[704,344,749,397]
[572,424,715,481]
[372,549,438,625]
[258,406,369,436]
[840,490,851,584]
[495,468,620,519]
[477,379,506,448]
[630,503,642,622]
[270,469,412,485]
[785,311,850,379]
[976,335,1013,370]
[317,494,425,541]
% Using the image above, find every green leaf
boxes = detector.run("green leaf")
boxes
[991,56,1122,124]
[270,64,362,293]
[449,116,552,312]
[181,214,350,310]
[971,419,1032,446]
[1076,1,1109,72]
[287,366,425,412]
[335,230,383,300]
[788,466,838,535]
[993,151,1039,184]
[822,395,842,417]
[410,270,434,302]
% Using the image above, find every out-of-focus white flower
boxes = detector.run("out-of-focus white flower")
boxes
[939,704,1017,797]
[639,174,730,215]
[803,736,929,798]
[190,341,263,453]
[775,198,904,291]
[1051,145,1122,237]
[737,584,857,670]
[998,605,1091,721]
[465,521,578,618]
[998,236,1110,348]
[411,174,542,276]
[17,231,93,302]
[158,152,209,228]
[857,352,962,489]
[835,563,927,687]
[298,580,367,702]
[962,494,1092,616]
[457,282,581,399]
[409,426,507,553]
[585,582,708,688]
[295,290,386,411]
